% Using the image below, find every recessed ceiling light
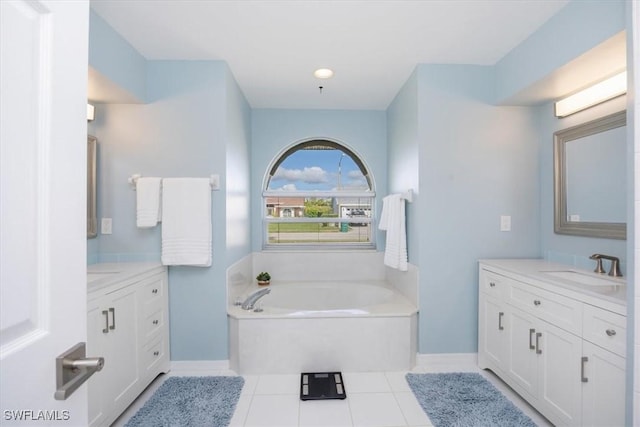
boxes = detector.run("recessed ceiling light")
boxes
[314,68,334,79]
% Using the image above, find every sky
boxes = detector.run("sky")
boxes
[268,148,369,191]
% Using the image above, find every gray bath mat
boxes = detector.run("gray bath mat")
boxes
[124,376,244,427]
[406,372,537,427]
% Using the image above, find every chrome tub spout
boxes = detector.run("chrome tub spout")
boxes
[241,288,271,310]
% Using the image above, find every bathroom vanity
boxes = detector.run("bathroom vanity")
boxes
[87,263,170,427]
[478,259,626,426]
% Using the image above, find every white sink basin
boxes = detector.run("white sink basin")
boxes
[542,270,623,287]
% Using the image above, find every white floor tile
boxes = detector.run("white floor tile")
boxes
[299,399,353,427]
[342,372,391,393]
[254,374,300,395]
[348,393,406,427]
[228,394,252,427]
[244,394,300,427]
[384,372,411,392]
[393,392,432,426]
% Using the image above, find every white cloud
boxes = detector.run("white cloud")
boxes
[273,166,328,183]
[280,184,297,191]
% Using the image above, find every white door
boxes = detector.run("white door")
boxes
[582,341,626,427]
[1,1,90,425]
[507,308,538,397]
[537,321,583,426]
[479,294,508,369]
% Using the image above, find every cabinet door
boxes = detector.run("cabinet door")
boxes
[87,299,109,427]
[581,341,625,427]
[537,320,583,426]
[479,294,508,371]
[104,285,140,416]
[507,308,538,397]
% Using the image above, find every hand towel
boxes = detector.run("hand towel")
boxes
[136,177,162,228]
[161,178,212,267]
[378,193,408,271]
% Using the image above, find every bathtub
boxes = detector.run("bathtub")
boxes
[228,281,418,374]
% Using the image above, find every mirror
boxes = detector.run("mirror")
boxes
[87,135,97,238]
[554,110,626,239]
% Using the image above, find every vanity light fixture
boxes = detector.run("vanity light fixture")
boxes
[554,71,627,118]
[87,103,95,121]
[313,68,334,79]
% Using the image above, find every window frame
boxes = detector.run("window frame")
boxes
[262,141,376,251]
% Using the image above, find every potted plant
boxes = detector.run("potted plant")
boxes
[256,271,271,286]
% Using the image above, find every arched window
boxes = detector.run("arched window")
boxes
[263,140,375,249]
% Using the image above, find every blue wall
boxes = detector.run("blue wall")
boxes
[416,65,540,353]
[89,10,146,102]
[250,109,388,251]
[88,60,251,360]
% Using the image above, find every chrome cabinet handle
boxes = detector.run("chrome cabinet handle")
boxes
[153,319,159,325]
[581,356,589,383]
[535,332,542,354]
[606,329,617,336]
[498,312,504,331]
[108,307,116,330]
[533,300,541,306]
[102,310,109,334]
[153,351,160,356]
[489,282,496,288]
[529,328,535,350]
[152,289,158,294]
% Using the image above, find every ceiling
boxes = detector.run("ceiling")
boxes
[90,0,571,110]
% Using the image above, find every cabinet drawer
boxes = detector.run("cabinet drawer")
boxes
[142,308,165,341]
[583,304,626,357]
[140,276,165,307]
[141,337,167,379]
[481,270,507,299]
[508,281,582,335]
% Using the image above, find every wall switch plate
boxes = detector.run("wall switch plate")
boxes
[101,218,112,235]
[500,215,511,232]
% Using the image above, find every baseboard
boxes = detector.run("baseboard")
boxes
[170,360,230,372]
[415,352,478,367]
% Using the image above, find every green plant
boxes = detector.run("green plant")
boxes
[256,272,271,282]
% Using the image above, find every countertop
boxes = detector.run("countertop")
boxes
[479,258,627,313]
[87,262,164,293]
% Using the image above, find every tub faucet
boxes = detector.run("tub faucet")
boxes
[241,288,271,310]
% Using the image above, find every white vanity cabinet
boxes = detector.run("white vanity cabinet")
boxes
[478,259,626,427]
[87,263,170,427]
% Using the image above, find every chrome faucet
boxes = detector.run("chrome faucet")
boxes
[590,254,623,277]
[241,288,271,310]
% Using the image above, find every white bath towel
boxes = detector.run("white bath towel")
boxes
[161,178,212,267]
[136,177,162,228]
[378,193,408,271]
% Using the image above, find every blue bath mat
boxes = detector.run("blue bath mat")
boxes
[406,372,536,427]
[124,376,244,427]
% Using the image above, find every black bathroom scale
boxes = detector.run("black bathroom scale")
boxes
[300,372,346,400]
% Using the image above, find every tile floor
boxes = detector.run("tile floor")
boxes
[112,362,553,427]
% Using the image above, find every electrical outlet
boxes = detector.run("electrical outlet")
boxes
[500,215,511,232]
[101,218,112,235]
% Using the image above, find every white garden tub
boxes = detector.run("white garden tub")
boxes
[228,281,418,374]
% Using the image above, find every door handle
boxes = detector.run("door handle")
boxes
[529,328,535,350]
[581,356,589,383]
[54,343,104,400]
[102,310,109,334]
[535,332,542,354]
[109,307,116,330]
[498,312,504,331]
